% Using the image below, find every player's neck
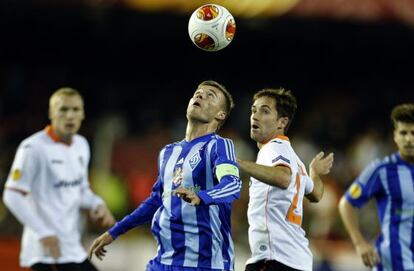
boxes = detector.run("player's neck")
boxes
[185,122,216,141]
[47,125,73,145]
[400,153,414,165]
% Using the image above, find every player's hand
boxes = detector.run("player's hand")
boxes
[309,151,334,177]
[88,232,114,261]
[355,240,380,267]
[90,205,116,228]
[173,187,201,206]
[41,235,60,260]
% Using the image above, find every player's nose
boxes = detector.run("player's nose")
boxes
[195,89,206,99]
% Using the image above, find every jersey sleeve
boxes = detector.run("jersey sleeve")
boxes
[303,175,315,195]
[265,140,293,169]
[197,137,241,205]
[345,160,383,208]
[4,140,39,193]
[108,176,163,239]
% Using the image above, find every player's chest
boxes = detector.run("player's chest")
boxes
[42,146,87,181]
[165,143,207,188]
[384,167,414,204]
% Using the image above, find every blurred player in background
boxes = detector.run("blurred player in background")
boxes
[2,88,115,271]
[89,80,242,271]
[339,103,414,270]
[237,88,334,271]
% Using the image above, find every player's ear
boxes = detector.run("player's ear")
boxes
[277,117,289,131]
[216,110,226,122]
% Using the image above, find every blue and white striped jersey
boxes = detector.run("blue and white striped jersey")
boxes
[345,152,414,271]
[109,133,241,271]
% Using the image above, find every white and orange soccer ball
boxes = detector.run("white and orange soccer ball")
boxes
[188,4,236,52]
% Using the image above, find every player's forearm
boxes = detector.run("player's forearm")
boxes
[108,198,159,239]
[338,197,367,246]
[238,159,290,189]
[3,189,55,238]
[198,174,241,205]
[307,173,324,202]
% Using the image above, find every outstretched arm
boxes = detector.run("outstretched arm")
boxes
[238,159,291,189]
[338,196,380,267]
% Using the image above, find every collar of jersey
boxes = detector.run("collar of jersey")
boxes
[45,125,72,146]
[263,134,290,145]
[183,132,215,145]
[396,152,414,167]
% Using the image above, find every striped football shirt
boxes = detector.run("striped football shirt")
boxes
[109,133,241,271]
[345,152,414,271]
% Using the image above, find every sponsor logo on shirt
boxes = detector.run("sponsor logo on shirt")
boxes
[11,169,22,181]
[54,177,82,188]
[51,159,64,164]
[349,183,362,199]
[163,185,201,199]
[395,208,414,217]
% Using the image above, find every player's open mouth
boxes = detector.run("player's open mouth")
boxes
[251,124,260,130]
[193,102,201,107]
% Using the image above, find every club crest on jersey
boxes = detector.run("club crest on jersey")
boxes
[189,152,201,170]
[11,169,22,181]
[173,167,183,185]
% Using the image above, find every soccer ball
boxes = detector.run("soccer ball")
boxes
[188,4,236,52]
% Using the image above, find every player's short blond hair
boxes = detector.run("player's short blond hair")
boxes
[49,87,84,109]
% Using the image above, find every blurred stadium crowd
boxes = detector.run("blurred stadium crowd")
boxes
[1,1,414,270]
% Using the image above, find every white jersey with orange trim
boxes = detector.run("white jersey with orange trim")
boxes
[4,127,103,267]
[246,136,314,271]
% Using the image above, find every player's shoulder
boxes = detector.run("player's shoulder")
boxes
[72,134,89,146]
[19,130,48,150]
[367,153,397,170]
[211,134,234,144]
[164,140,181,149]
[263,137,291,153]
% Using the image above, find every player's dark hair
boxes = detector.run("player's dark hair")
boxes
[391,103,414,128]
[199,80,234,130]
[253,88,297,133]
